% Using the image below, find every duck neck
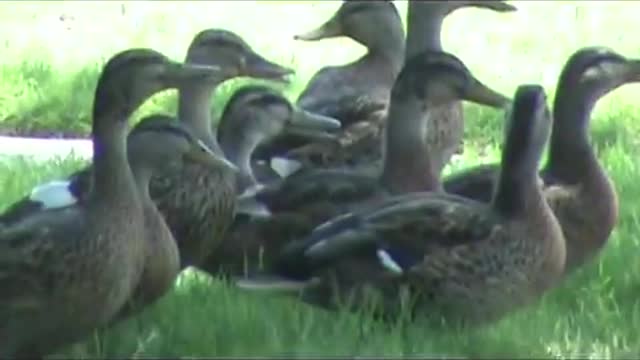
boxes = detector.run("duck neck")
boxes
[361,21,406,77]
[544,90,597,184]
[131,166,155,205]
[380,98,440,194]
[493,161,542,218]
[178,83,222,153]
[220,134,260,190]
[91,112,139,203]
[405,3,445,58]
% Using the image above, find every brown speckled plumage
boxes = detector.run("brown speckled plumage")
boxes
[214,50,509,279]
[236,85,566,327]
[284,0,515,175]
[0,49,218,358]
[444,47,627,275]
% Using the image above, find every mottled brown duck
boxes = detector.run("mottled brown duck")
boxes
[256,0,405,172]
[280,0,516,176]
[206,50,510,278]
[235,85,566,327]
[444,46,628,274]
[148,29,294,269]
[0,49,226,359]
[0,29,296,271]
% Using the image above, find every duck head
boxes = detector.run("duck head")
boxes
[545,46,640,181]
[218,85,341,186]
[92,48,224,124]
[129,114,238,174]
[295,0,403,50]
[381,49,510,193]
[557,47,640,111]
[186,29,294,83]
[391,49,511,109]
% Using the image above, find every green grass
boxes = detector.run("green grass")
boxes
[1,1,640,358]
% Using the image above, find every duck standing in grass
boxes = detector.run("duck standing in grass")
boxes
[236,84,566,327]
[444,47,628,274]
[209,50,510,278]
[0,49,230,359]
[278,0,516,176]
[0,29,295,272]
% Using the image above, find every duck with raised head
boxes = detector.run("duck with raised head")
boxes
[215,85,341,192]
[111,115,238,323]
[404,0,516,174]
[0,29,295,271]
[206,50,509,278]
[0,49,229,359]
[444,47,628,274]
[257,0,405,171]
[280,0,517,175]
[147,29,294,269]
[235,85,566,327]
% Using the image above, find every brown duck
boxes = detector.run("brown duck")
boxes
[256,0,404,172]
[0,49,228,359]
[0,29,295,271]
[444,46,628,274]
[235,84,566,327]
[207,50,510,278]
[280,0,516,176]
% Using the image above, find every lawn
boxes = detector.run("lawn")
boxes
[1,1,640,358]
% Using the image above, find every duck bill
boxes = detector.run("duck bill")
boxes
[294,17,342,41]
[447,0,517,13]
[283,108,342,141]
[187,140,239,173]
[464,80,511,109]
[243,52,294,83]
[162,62,230,87]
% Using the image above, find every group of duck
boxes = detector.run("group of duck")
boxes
[0,0,635,357]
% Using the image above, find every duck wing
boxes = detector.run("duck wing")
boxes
[0,167,92,226]
[271,192,498,279]
[297,67,388,126]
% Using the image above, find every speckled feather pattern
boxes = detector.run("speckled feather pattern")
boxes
[0,201,146,356]
[149,161,237,269]
[289,97,464,176]
[286,192,565,325]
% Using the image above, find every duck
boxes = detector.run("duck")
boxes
[404,0,516,174]
[443,46,628,274]
[0,48,230,359]
[196,85,342,276]
[255,0,405,172]
[205,49,510,278]
[147,29,295,269]
[235,84,566,327]
[112,115,238,323]
[0,29,296,271]
[277,0,517,176]
[215,84,341,192]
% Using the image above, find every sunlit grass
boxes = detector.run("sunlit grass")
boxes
[1,0,640,358]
